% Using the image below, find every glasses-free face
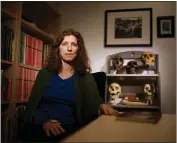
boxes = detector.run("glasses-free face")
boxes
[59,35,79,62]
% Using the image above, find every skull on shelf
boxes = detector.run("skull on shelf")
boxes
[141,52,155,66]
[112,55,124,74]
[108,83,122,104]
[144,84,154,105]
[126,61,139,74]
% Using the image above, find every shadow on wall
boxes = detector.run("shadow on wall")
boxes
[100,57,108,73]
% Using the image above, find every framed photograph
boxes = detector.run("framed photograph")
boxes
[104,8,152,47]
[157,16,175,38]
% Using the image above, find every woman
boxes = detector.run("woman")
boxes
[23,29,119,142]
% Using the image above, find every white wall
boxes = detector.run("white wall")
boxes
[56,2,176,114]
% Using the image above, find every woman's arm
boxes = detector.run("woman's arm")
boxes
[25,68,54,123]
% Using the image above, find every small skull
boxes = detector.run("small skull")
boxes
[144,84,153,105]
[112,56,124,73]
[108,83,122,104]
[141,52,155,66]
[126,61,138,74]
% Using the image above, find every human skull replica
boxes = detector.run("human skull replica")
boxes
[141,52,155,66]
[144,84,153,105]
[126,61,139,74]
[108,83,122,105]
[112,55,124,74]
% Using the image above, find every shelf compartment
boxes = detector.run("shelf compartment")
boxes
[1,8,16,20]
[21,19,54,44]
[18,63,40,71]
[107,76,158,85]
[112,104,160,112]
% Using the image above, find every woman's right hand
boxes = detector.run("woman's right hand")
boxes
[42,121,65,136]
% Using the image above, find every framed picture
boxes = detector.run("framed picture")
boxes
[157,16,175,38]
[104,8,152,47]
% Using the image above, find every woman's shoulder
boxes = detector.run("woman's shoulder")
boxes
[38,68,56,77]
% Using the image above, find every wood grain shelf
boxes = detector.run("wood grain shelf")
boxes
[18,63,41,71]
[1,60,13,65]
[113,104,160,109]
[1,8,16,20]
[21,19,54,44]
[16,100,28,103]
[107,74,159,77]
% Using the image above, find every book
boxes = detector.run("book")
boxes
[116,111,162,124]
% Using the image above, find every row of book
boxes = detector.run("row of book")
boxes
[16,67,39,100]
[43,45,51,67]
[19,31,43,68]
[17,66,39,81]
[21,31,43,51]
[1,70,12,101]
[1,24,14,61]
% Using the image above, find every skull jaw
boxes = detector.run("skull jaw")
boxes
[126,68,137,74]
[144,61,155,66]
[110,97,122,105]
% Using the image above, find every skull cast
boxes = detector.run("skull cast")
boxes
[112,55,124,74]
[108,83,122,104]
[141,52,155,66]
[144,84,154,105]
[126,61,139,74]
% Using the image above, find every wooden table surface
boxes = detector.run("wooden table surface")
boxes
[62,114,176,142]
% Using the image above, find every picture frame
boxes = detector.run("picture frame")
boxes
[104,8,152,47]
[157,16,175,38]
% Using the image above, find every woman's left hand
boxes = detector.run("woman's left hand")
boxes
[99,104,119,116]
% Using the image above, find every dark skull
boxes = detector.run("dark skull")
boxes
[126,61,139,74]
[112,56,124,73]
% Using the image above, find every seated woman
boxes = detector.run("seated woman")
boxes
[23,29,119,142]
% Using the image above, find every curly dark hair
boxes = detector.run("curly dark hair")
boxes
[46,29,91,74]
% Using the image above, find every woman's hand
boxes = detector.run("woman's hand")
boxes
[99,104,119,116]
[42,121,65,136]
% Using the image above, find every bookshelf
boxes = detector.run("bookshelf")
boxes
[18,63,41,71]
[1,8,16,20]
[1,2,59,142]
[21,19,54,44]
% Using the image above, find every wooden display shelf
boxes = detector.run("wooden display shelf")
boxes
[21,19,54,44]
[1,8,16,20]
[113,104,160,109]
[107,74,159,77]
[18,63,41,71]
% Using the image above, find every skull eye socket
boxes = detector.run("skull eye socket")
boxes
[128,62,132,66]
[149,54,153,57]
[145,87,149,90]
[119,58,123,62]
[115,86,119,90]
[110,86,114,91]
[133,62,137,65]
[143,54,147,58]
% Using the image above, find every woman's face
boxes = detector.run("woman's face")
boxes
[59,35,79,62]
